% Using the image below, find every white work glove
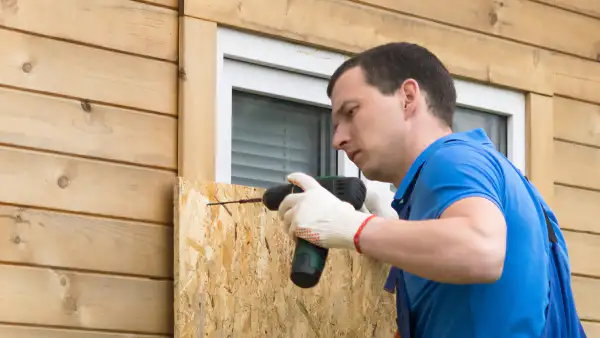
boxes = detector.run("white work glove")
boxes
[360,184,399,219]
[278,172,377,251]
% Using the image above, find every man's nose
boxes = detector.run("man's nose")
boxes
[332,128,349,151]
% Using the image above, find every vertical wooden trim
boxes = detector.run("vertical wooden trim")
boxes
[526,93,554,207]
[177,17,217,181]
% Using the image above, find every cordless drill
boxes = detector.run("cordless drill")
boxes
[261,176,367,288]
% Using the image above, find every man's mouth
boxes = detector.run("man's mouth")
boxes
[348,150,361,162]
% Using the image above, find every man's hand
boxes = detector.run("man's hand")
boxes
[360,184,398,219]
[277,172,376,251]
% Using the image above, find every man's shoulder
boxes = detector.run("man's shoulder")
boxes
[435,138,502,162]
[420,140,506,185]
[409,140,508,219]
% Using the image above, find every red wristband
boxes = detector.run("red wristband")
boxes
[354,214,376,253]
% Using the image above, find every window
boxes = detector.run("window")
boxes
[215,27,359,188]
[214,27,526,193]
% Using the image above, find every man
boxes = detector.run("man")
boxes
[277,43,586,337]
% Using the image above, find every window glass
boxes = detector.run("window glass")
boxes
[231,90,336,188]
[453,106,508,155]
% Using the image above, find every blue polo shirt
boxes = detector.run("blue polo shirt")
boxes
[386,128,557,337]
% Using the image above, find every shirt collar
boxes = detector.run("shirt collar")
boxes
[393,128,493,203]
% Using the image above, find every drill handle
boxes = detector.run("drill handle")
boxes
[261,176,366,211]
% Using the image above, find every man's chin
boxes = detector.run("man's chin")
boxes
[359,166,377,180]
[359,166,391,183]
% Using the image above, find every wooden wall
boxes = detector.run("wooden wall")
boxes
[0,0,598,336]
[0,0,177,336]
[180,0,600,335]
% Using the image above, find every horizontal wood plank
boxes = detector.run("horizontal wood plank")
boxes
[143,0,178,8]
[0,28,176,115]
[563,231,600,278]
[0,0,177,61]
[532,0,600,19]
[554,96,600,148]
[0,205,172,278]
[554,140,600,190]
[0,324,169,338]
[573,276,600,322]
[0,265,172,334]
[0,87,177,169]
[185,0,553,95]
[356,0,600,61]
[554,184,600,233]
[0,146,175,223]
[582,320,600,337]
[551,52,600,106]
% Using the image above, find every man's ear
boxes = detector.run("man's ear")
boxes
[399,79,420,119]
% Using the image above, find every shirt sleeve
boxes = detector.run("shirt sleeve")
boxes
[411,142,505,220]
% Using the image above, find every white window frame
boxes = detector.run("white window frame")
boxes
[214,27,359,184]
[214,27,526,190]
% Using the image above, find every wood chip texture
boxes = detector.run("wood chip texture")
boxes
[174,178,396,337]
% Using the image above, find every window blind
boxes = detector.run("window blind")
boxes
[231,90,336,189]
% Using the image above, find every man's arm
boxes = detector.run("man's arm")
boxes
[359,145,507,284]
[359,196,506,284]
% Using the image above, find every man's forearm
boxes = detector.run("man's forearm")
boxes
[358,215,506,284]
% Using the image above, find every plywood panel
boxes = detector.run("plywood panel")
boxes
[0,265,172,334]
[0,28,176,115]
[554,140,600,190]
[0,146,175,223]
[554,184,600,234]
[185,0,553,95]
[552,52,600,106]
[0,0,177,61]
[573,276,600,322]
[356,0,600,60]
[554,96,600,148]
[178,18,217,180]
[533,0,600,19]
[174,178,396,338]
[0,205,172,278]
[0,324,169,338]
[0,87,177,169]
[563,231,600,278]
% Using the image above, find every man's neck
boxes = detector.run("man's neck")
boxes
[393,126,452,187]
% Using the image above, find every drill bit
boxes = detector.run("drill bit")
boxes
[206,197,262,206]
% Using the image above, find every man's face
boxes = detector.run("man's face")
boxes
[330,66,414,182]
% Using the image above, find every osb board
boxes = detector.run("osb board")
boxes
[174,178,396,337]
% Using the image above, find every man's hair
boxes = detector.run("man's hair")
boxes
[326,42,457,127]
